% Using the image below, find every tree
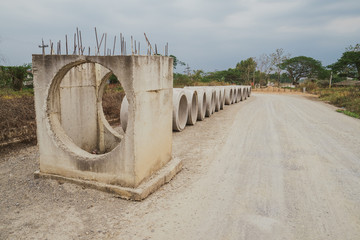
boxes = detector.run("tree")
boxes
[191,69,204,82]
[236,57,257,84]
[270,48,290,86]
[170,55,185,69]
[256,53,272,86]
[0,64,31,91]
[328,44,360,80]
[280,56,325,85]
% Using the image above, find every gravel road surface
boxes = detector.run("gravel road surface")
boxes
[1,93,360,240]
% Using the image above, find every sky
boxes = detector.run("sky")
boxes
[0,0,359,73]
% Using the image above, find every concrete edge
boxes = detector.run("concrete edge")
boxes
[34,157,183,201]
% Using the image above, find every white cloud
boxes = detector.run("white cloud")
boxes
[0,0,359,70]
[325,16,360,34]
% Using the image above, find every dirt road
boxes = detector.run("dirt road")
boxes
[1,94,360,239]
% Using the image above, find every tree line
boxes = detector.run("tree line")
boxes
[174,43,360,87]
[1,43,359,91]
[0,64,32,91]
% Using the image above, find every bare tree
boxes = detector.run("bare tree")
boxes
[270,48,290,86]
[256,53,272,86]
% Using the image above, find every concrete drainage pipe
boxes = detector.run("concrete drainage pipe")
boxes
[241,86,247,100]
[232,86,238,104]
[214,87,221,112]
[173,89,189,132]
[248,86,252,97]
[238,86,244,101]
[120,95,129,132]
[183,89,198,125]
[219,87,225,110]
[211,88,217,114]
[185,87,206,121]
[236,86,242,102]
[203,87,215,117]
[224,87,233,105]
[232,87,237,104]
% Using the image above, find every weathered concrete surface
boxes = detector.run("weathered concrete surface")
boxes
[34,156,183,201]
[33,55,176,190]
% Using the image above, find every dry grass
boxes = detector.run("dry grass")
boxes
[0,85,124,147]
[101,85,125,124]
[317,87,360,116]
[0,95,36,145]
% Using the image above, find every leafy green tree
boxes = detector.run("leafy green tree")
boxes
[0,64,31,90]
[202,68,242,84]
[173,73,191,87]
[236,57,257,84]
[191,69,204,82]
[279,56,325,85]
[328,44,360,80]
[170,55,185,69]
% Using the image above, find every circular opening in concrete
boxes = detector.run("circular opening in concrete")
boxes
[47,62,124,156]
[178,94,188,129]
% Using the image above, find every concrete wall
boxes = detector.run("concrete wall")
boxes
[33,55,173,188]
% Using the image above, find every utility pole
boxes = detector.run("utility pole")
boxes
[329,71,333,88]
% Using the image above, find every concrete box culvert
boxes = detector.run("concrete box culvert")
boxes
[183,89,198,125]
[224,87,233,105]
[173,89,188,131]
[32,55,180,200]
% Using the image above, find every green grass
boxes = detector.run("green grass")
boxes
[336,109,360,119]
